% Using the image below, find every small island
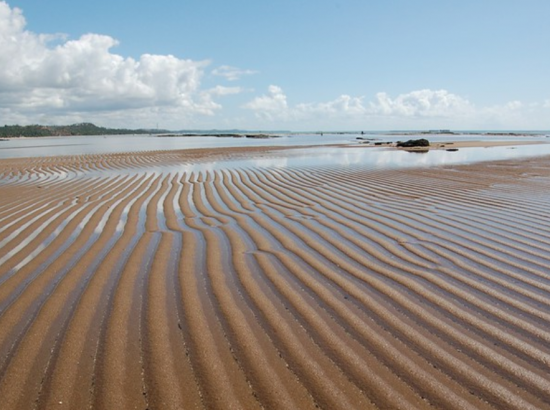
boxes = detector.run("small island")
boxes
[0,123,162,138]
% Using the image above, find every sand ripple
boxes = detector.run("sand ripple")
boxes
[1,148,550,409]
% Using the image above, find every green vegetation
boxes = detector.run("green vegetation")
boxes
[0,123,162,138]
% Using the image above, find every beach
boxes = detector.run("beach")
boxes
[1,143,550,409]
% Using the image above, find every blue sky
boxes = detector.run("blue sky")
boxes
[1,0,549,130]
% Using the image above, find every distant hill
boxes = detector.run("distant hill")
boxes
[0,123,166,138]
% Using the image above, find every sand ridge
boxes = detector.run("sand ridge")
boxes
[1,145,550,409]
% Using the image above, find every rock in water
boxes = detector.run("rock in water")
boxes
[396,139,430,148]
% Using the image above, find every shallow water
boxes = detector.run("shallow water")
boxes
[71,143,550,178]
[0,134,342,159]
[1,132,548,159]
[2,133,550,180]
[245,144,550,170]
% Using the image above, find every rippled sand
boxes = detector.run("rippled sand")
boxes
[1,146,550,410]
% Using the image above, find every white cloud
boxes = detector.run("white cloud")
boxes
[244,87,475,122]
[243,86,550,130]
[0,1,224,127]
[243,85,291,121]
[206,85,244,97]
[297,95,366,117]
[211,65,257,81]
[369,89,474,117]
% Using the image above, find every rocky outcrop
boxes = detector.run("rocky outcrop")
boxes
[396,139,430,148]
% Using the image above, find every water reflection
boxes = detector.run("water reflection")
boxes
[81,144,550,177]
[0,134,344,159]
[3,136,550,177]
[1,132,548,159]
[246,144,550,171]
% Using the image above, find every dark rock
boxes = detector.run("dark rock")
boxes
[396,138,430,148]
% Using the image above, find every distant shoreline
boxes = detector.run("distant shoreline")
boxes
[1,123,549,140]
[157,133,281,139]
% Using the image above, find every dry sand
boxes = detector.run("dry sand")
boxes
[1,143,550,409]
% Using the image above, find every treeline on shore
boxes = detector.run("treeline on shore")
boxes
[0,123,162,138]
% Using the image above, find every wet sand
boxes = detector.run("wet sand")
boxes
[427,140,545,149]
[419,140,544,151]
[1,144,550,409]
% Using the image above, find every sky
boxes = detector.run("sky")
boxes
[1,0,549,131]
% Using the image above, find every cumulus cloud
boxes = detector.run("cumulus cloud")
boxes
[0,1,223,127]
[369,89,474,117]
[244,86,475,122]
[297,95,366,117]
[243,86,550,129]
[243,85,291,121]
[211,65,257,81]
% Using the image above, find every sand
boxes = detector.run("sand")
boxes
[420,140,544,151]
[1,143,550,409]
[427,140,544,149]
